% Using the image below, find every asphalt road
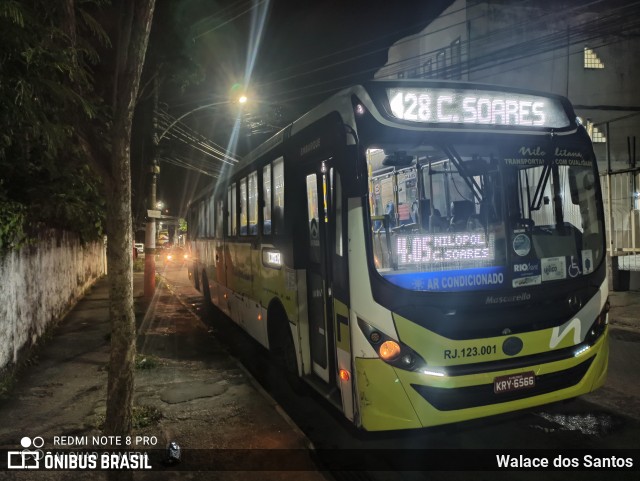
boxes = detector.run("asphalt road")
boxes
[161,264,640,481]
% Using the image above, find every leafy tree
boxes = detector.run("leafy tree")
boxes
[0,0,107,251]
[0,0,156,443]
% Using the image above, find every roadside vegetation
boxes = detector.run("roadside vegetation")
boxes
[0,1,107,253]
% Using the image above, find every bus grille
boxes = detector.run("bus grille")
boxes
[411,356,594,411]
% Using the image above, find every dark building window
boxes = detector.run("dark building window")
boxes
[436,49,446,78]
[422,59,433,78]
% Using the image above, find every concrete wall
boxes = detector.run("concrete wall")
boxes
[0,231,107,371]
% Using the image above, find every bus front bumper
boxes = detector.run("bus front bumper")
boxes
[354,329,609,431]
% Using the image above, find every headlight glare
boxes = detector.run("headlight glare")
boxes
[379,341,401,361]
[357,317,427,372]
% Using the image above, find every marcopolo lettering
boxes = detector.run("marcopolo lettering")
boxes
[485,292,532,304]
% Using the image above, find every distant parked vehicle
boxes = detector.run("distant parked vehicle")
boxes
[163,246,188,265]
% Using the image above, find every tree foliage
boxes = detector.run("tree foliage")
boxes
[0,0,108,251]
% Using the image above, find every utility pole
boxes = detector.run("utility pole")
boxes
[144,75,160,298]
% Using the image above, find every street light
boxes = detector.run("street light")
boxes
[145,95,249,298]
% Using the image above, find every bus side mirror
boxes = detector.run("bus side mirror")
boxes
[383,151,414,167]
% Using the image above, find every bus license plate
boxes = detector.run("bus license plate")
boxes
[494,371,535,394]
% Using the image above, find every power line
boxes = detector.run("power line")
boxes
[158,108,240,161]
[258,2,473,87]
[191,0,268,41]
[157,110,240,165]
[156,0,640,175]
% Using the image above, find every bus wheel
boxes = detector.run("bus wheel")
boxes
[270,311,305,394]
[282,325,307,394]
[193,264,200,291]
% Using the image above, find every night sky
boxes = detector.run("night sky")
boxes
[141,0,452,222]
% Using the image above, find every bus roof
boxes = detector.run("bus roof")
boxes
[189,80,577,207]
[241,80,576,165]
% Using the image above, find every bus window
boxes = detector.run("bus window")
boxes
[306,173,320,263]
[248,171,258,235]
[273,157,284,235]
[197,201,206,239]
[208,194,216,237]
[263,164,272,235]
[240,177,248,236]
[227,187,231,236]
[229,183,237,236]
[216,198,224,239]
[334,169,343,257]
[366,138,603,291]
[397,168,417,225]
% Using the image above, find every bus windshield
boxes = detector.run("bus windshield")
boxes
[367,135,604,292]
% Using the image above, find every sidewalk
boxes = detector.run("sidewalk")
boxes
[1,268,639,479]
[608,289,640,337]
[0,271,327,480]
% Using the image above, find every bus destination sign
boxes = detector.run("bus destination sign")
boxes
[396,232,495,265]
[387,88,570,128]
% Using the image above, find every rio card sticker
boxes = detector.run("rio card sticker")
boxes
[541,257,567,282]
[512,260,541,288]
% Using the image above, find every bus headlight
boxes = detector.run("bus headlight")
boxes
[379,341,401,361]
[585,298,609,345]
[357,318,426,371]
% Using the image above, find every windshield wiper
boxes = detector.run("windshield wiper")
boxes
[530,163,552,211]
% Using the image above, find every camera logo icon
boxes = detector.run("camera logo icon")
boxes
[7,436,44,469]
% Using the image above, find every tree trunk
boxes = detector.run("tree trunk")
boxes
[104,130,136,437]
[104,0,156,439]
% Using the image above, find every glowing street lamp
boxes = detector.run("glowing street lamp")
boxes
[145,91,249,298]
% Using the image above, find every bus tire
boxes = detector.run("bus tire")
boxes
[193,264,200,291]
[282,328,306,395]
[269,306,305,393]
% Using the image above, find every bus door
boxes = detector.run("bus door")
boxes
[304,160,335,383]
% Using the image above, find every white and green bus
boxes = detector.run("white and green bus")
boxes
[187,80,609,431]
